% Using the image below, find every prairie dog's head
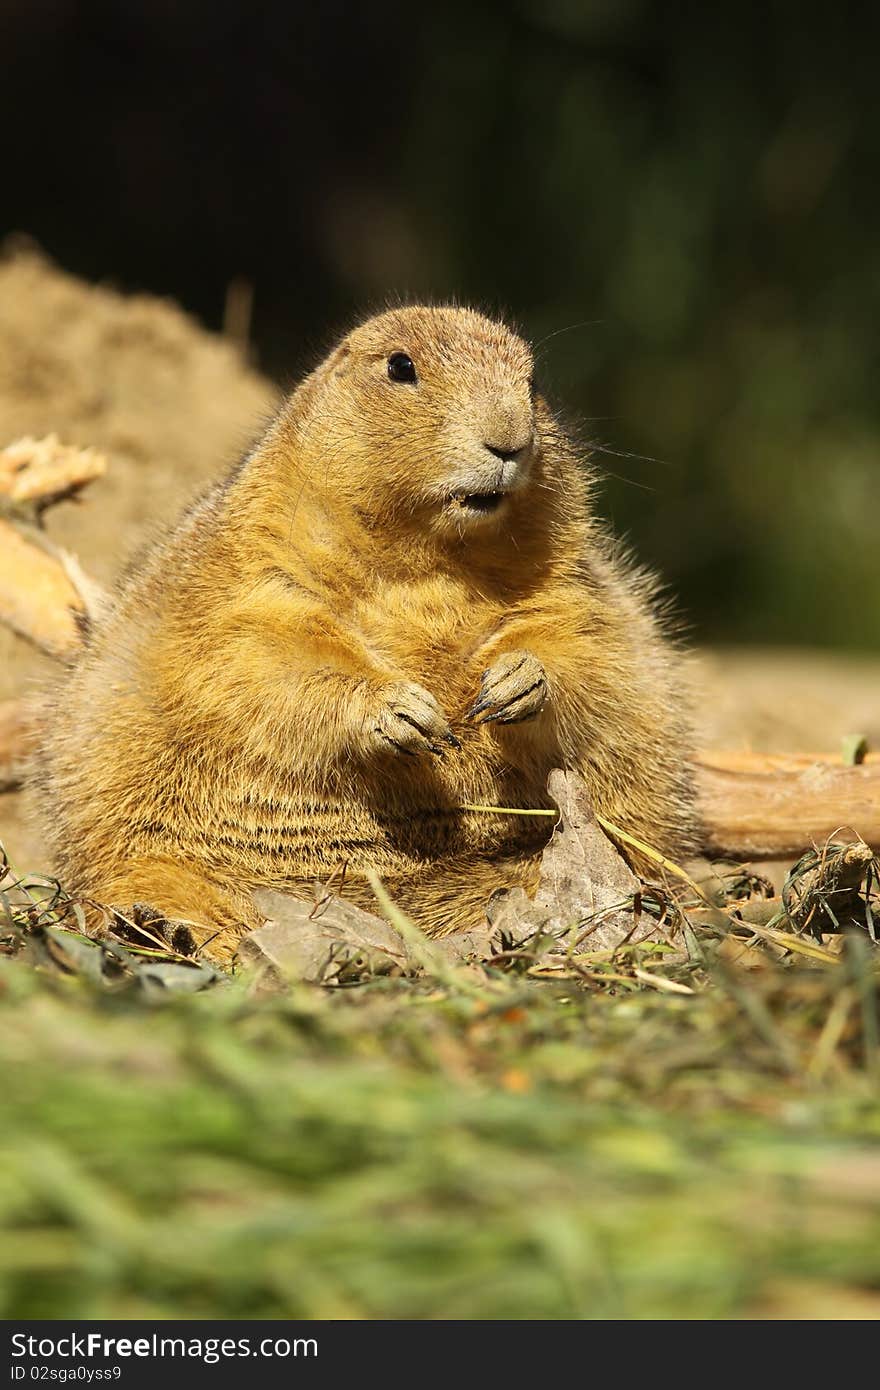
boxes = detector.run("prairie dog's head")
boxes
[292,305,540,534]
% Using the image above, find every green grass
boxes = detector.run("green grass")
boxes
[2,884,880,1319]
[2,840,879,1319]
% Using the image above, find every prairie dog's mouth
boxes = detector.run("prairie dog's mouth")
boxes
[451,490,508,516]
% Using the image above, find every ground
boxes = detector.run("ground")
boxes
[3,904,879,1319]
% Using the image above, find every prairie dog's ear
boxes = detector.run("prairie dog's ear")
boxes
[317,342,352,380]
[295,342,352,413]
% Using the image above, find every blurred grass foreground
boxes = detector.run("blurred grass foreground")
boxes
[2,852,880,1322]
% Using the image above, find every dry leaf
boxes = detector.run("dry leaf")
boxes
[242,889,410,987]
[487,769,645,954]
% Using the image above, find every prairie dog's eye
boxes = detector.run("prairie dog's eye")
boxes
[387,352,417,384]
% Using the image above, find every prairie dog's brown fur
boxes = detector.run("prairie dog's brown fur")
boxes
[38,306,694,962]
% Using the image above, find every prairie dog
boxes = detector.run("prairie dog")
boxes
[39,306,694,961]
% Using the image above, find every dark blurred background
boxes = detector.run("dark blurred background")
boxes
[4,0,879,649]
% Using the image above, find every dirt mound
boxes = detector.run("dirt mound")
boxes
[0,246,276,863]
[0,244,276,573]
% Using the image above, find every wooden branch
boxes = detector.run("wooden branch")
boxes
[0,435,107,658]
[0,434,106,509]
[0,699,35,792]
[696,751,880,858]
[0,520,87,657]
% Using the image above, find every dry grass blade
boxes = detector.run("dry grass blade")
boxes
[632,967,696,995]
[844,930,880,1076]
[594,812,710,902]
[782,838,879,940]
[365,870,492,998]
[707,958,801,1073]
[745,924,842,964]
[807,987,856,1080]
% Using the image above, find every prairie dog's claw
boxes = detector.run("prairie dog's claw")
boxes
[128,903,199,956]
[370,680,459,757]
[467,650,548,725]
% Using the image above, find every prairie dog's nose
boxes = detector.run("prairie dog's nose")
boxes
[482,396,533,463]
[485,441,528,463]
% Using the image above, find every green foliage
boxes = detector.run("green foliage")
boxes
[371,2,880,648]
[3,834,880,1319]
[3,924,880,1319]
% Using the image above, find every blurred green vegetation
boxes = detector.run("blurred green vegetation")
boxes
[391,3,880,650]
[3,878,880,1320]
[3,946,880,1319]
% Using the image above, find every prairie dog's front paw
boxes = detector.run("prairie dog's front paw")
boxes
[369,681,460,757]
[467,650,548,725]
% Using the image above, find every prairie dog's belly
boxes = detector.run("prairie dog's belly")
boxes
[182,738,554,886]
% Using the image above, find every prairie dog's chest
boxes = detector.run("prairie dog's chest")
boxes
[352,578,503,695]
